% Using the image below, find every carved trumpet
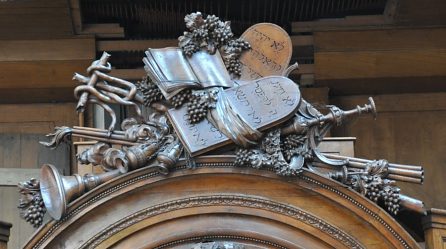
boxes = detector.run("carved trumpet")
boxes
[40,164,121,220]
[282,97,377,135]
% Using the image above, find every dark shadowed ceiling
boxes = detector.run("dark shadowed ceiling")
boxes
[80,0,387,39]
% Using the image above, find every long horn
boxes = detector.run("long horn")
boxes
[39,164,121,220]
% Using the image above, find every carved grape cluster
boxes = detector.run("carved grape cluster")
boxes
[226,38,251,53]
[365,177,381,202]
[222,38,251,75]
[381,185,400,215]
[179,12,234,53]
[207,16,233,47]
[234,148,255,166]
[179,12,250,77]
[137,77,163,106]
[362,176,400,215]
[182,43,200,57]
[22,195,46,228]
[170,89,192,108]
[203,14,219,31]
[224,57,241,76]
[187,92,210,123]
[18,178,46,228]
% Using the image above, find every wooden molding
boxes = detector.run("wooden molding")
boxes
[0,38,95,62]
[80,24,125,38]
[109,68,146,81]
[331,92,446,113]
[0,221,12,243]
[292,15,389,33]
[423,208,446,249]
[23,157,419,249]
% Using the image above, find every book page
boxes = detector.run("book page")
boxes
[144,48,200,95]
[187,50,233,88]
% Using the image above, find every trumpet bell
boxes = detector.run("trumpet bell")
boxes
[39,164,122,220]
[40,164,70,220]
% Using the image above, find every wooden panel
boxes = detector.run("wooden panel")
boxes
[80,24,125,38]
[0,186,38,249]
[0,60,91,89]
[316,76,446,96]
[0,169,40,186]
[332,92,446,115]
[0,103,78,248]
[0,1,73,40]
[314,28,446,52]
[394,0,446,25]
[0,103,77,177]
[0,38,95,61]
[315,49,446,80]
[313,28,446,94]
[291,35,314,47]
[318,138,356,157]
[423,208,446,249]
[331,93,446,209]
[0,0,67,9]
[0,37,95,101]
[0,88,76,104]
[292,15,388,33]
[301,87,329,106]
[0,133,72,173]
[0,103,77,124]
[109,68,147,81]
[0,104,78,171]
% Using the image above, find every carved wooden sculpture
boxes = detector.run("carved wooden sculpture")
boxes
[18,12,425,247]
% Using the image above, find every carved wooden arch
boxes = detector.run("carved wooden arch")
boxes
[23,156,419,249]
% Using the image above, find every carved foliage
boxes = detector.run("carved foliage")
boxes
[78,143,128,173]
[235,129,303,176]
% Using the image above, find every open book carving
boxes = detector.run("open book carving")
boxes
[143,48,233,99]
